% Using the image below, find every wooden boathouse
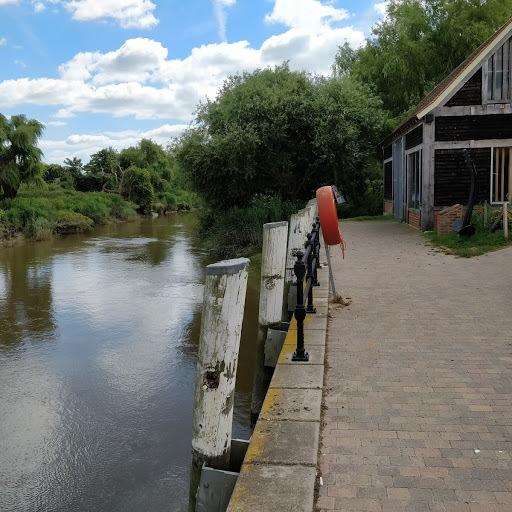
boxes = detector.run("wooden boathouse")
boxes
[382,17,512,231]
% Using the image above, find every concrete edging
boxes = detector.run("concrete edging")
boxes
[227,264,329,512]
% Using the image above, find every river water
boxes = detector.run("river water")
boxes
[0,215,260,512]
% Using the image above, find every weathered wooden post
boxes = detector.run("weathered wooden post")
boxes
[250,221,288,423]
[504,202,509,240]
[189,258,250,512]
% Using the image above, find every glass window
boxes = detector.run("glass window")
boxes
[486,38,512,102]
[408,150,422,210]
[491,147,512,203]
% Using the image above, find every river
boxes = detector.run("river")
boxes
[0,215,260,512]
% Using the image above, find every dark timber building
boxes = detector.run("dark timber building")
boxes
[382,18,512,231]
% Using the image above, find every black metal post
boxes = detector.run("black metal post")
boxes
[306,244,316,314]
[292,251,309,362]
[313,220,320,287]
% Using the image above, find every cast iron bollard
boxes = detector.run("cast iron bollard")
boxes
[292,220,321,362]
[292,250,309,362]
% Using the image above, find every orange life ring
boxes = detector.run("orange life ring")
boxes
[316,186,344,247]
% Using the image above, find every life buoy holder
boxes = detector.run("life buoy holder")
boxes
[316,185,346,257]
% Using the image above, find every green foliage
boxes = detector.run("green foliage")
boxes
[121,166,154,214]
[176,65,390,211]
[425,228,510,257]
[346,0,512,119]
[0,114,44,200]
[0,184,137,241]
[200,195,299,258]
[425,204,512,257]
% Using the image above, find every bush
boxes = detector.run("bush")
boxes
[200,195,299,258]
[54,211,94,234]
[121,167,154,214]
[0,184,137,241]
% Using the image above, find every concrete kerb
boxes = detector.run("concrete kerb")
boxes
[226,262,329,512]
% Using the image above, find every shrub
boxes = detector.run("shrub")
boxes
[54,211,94,234]
[121,167,154,214]
[201,195,299,258]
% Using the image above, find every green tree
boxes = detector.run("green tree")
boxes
[0,114,44,199]
[349,0,512,119]
[84,147,122,191]
[121,166,154,213]
[176,65,389,210]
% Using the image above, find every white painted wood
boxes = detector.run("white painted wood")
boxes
[286,210,308,283]
[251,222,288,421]
[190,258,250,511]
[405,143,424,156]
[434,139,512,150]
[259,222,288,326]
[421,120,435,229]
[435,104,512,116]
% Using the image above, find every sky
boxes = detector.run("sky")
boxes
[0,0,388,163]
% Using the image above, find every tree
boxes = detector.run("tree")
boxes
[176,65,390,210]
[121,166,154,213]
[0,114,44,199]
[348,0,512,119]
[84,147,122,191]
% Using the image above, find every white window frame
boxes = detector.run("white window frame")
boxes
[405,146,423,211]
[484,37,512,104]
[490,145,512,204]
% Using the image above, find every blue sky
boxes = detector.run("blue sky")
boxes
[0,0,387,162]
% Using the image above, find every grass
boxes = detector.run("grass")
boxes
[344,214,394,222]
[200,195,300,259]
[0,183,138,242]
[425,229,511,257]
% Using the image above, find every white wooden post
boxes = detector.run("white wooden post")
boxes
[286,209,308,283]
[504,202,509,240]
[250,222,288,421]
[189,258,250,512]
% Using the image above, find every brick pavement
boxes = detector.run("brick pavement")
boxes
[316,220,512,512]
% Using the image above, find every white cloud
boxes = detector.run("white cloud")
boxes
[64,0,158,29]
[46,120,67,126]
[0,0,368,160]
[41,123,188,162]
[374,1,389,17]
[212,0,236,42]
[0,0,19,5]
[0,37,6,47]
[266,0,348,31]
[22,0,158,29]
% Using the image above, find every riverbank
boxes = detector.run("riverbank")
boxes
[0,184,198,246]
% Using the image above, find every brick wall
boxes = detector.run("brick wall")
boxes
[408,209,421,229]
[435,204,463,235]
[384,200,393,215]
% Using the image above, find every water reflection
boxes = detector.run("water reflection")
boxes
[0,245,56,345]
[0,215,260,512]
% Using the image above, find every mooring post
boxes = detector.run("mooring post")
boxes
[292,251,309,362]
[504,202,509,240]
[189,258,250,512]
[250,221,288,423]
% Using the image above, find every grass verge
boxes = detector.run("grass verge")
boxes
[424,229,512,257]
[344,214,394,222]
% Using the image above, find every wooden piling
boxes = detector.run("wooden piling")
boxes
[250,222,288,423]
[189,258,250,512]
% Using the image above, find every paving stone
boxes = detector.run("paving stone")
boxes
[315,221,512,512]
[270,363,324,389]
[245,420,320,466]
[260,388,322,422]
[227,464,316,512]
